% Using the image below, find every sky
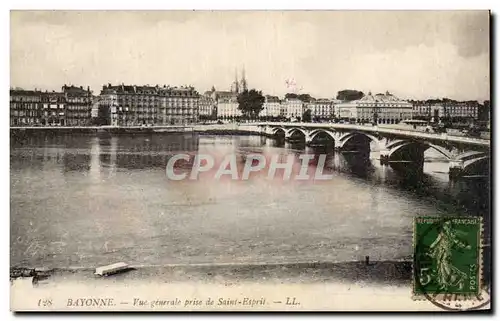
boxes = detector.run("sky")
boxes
[10,11,490,101]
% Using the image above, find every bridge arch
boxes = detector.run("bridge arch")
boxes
[462,156,489,174]
[387,141,453,160]
[287,127,308,136]
[308,129,337,145]
[338,132,379,147]
[337,132,381,152]
[287,127,308,141]
[272,127,286,138]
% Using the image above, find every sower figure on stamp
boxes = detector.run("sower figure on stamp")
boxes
[428,221,472,291]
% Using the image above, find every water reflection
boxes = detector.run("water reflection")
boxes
[10,133,490,269]
[10,133,490,214]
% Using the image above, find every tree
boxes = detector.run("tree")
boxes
[302,109,312,122]
[298,94,313,103]
[237,89,265,120]
[479,100,490,122]
[284,93,298,99]
[336,90,365,101]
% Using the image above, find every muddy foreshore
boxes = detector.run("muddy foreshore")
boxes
[11,260,415,287]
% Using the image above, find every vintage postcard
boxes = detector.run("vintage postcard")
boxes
[9,10,491,311]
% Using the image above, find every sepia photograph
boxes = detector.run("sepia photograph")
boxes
[8,9,491,312]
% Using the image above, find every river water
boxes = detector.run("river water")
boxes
[10,133,490,270]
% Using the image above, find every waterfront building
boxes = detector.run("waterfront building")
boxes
[161,86,200,125]
[261,95,281,118]
[199,92,217,120]
[10,89,44,126]
[283,98,304,120]
[306,98,334,120]
[98,85,119,126]
[98,84,200,126]
[91,96,100,119]
[216,92,241,119]
[41,91,66,126]
[412,101,479,122]
[442,101,479,120]
[62,85,93,126]
[117,85,160,126]
[412,102,432,120]
[336,91,413,124]
[10,85,94,127]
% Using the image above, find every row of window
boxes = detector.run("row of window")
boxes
[117,97,198,101]
[11,111,38,117]
[66,113,91,118]
[356,103,412,107]
[10,97,42,102]
[11,103,43,109]
[66,106,91,110]
[66,98,91,103]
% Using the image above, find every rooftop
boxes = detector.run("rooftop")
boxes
[100,84,199,96]
[357,91,408,104]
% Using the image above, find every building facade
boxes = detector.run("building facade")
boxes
[199,93,217,119]
[10,89,44,126]
[91,96,100,119]
[98,84,200,126]
[412,101,479,122]
[62,85,93,126]
[161,86,199,125]
[261,95,281,118]
[98,86,119,126]
[306,98,334,120]
[41,92,67,126]
[216,93,241,119]
[283,98,304,120]
[10,85,93,127]
[336,92,413,124]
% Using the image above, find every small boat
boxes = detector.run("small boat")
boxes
[94,262,130,276]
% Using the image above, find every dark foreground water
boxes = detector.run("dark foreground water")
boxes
[10,133,490,271]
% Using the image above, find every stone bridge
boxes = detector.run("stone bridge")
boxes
[239,122,490,179]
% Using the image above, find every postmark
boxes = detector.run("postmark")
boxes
[413,216,490,310]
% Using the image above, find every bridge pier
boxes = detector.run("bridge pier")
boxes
[379,150,390,165]
[449,160,465,179]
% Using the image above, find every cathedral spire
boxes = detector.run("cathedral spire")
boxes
[232,68,240,94]
[240,66,247,92]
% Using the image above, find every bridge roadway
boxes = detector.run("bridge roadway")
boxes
[240,122,490,179]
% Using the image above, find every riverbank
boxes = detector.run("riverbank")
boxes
[12,259,490,311]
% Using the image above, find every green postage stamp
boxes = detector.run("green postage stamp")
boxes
[413,216,483,301]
